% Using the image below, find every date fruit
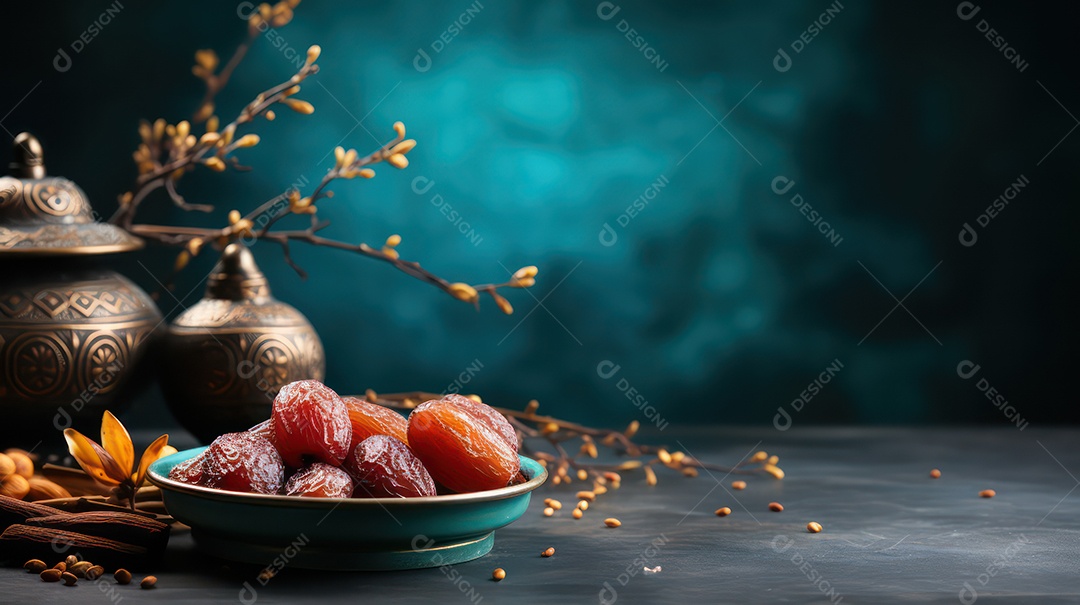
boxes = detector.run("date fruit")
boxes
[407,398,520,493]
[284,463,354,498]
[202,432,284,494]
[247,419,277,446]
[440,394,518,451]
[350,435,436,498]
[168,452,206,485]
[343,396,409,447]
[272,380,352,467]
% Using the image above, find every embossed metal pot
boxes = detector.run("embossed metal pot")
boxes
[160,242,324,443]
[0,133,161,446]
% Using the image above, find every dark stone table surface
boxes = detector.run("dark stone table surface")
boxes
[2,426,1078,604]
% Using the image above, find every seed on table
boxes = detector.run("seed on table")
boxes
[492,568,506,581]
[541,547,555,557]
[572,508,584,519]
[69,561,92,577]
[39,569,62,583]
[604,518,622,528]
[61,572,78,586]
[930,468,941,478]
[807,521,823,533]
[543,507,555,517]
[979,489,996,498]
[577,490,596,502]
[23,559,46,574]
[544,498,563,510]
[86,565,105,580]
[603,472,621,483]
[53,562,66,572]
[141,575,158,589]
[577,469,589,481]
[114,569,132,585]
[64,555,78,567]
[715,507,732,517]
[768,502,784,512]
[578,500,589,511]
[732,481,747,490]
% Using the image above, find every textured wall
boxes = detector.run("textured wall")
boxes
[1,1,1075,428]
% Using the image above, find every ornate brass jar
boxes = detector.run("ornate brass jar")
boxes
[160,242,324,443]
[0,133,161,446]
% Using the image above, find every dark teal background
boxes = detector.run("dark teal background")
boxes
[2,1,1075,429]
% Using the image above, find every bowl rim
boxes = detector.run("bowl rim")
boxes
[148,447,548,508]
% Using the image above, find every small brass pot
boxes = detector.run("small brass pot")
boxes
[160,243,324,443]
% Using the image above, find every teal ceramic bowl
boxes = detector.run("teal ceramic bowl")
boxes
[148,448,547,571]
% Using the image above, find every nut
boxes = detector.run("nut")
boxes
[53,562,66,572]
[86,565,105,580]
[732,480,747,490]
[141,575,158,589]
[577,500,589,511]
[5,451,33,479]
[768,502,784,512]
[39,569,62,582]
[492,568,506,581]
[979,489,996,498]
[64,555,78,567]
[604,518,621,528]
[572,508,583,519]
[576,490,596,502]
[61,571,78,586]
[541,547,555,558]
[0,453,15,480]
[930,469,941,479]
[807,522,823,533]
[682,467,698,478]
[0,473,30,500]
[543,498,562,510]
[26,476,72,501]
[68,561,92,578]
[114,568,132,585]
[543,507,555,517]
[715,507,732,517]
[23,559,46,574]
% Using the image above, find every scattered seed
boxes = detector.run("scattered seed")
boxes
[492,568,506,581]
[807,522,823,533]
[594,484,608,495]
[39,569,62,583]
[86,565,105,581]
[715,507,732,517]
[541,547,555,558]
[768,502,784,512]
[658,449,672,464]
[572,508,584,519]
[61,572,78,586]
[930,469,941,479]
[644,466,658,486]
[544,498,563,510]
[64,555,78,567]
[670,451,685,463]
[979,489,996,498]
[53,562,66,572]
[23,559,46,574]
[141,575,158,589]
[577,500,589,511]
[732,481,747,490]
[543,507,555,517]
[577,469,589,481]
[576,490,596,502]
[682,467,698,478]
[114,569,132,585]
[603,472,621,483]
[604,518,622,528]
[68,561,92,578]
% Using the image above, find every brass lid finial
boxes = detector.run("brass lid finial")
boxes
[206,243,272,300]
[11,132,45,179]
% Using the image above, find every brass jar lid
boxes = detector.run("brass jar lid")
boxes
[0,132,143,256]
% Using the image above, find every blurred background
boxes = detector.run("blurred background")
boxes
[1,0,1076,430]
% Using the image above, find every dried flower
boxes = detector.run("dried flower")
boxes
[63,412,170,510]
